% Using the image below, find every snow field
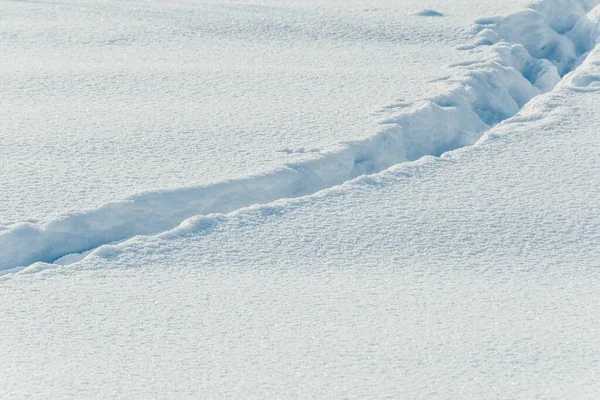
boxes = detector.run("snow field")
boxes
[2,0,600,398]
[1,0,600,271]
[0,0,489,226]
[3,16,600,397]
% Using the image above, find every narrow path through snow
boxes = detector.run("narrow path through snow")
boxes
[1,0,599,271]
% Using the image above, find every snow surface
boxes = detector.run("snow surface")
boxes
[3,0,599,270]
[1,0,536,226]
[1,0,600,398]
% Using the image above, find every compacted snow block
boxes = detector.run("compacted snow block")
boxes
[1,0,600,271]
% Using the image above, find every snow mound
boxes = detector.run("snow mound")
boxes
[1,0,599,271]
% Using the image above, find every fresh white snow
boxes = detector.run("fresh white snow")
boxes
[2,0,599,270]
[1,0,600,398]
[1,0,546,228]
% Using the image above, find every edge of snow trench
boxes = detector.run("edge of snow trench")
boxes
[2,0,600,273]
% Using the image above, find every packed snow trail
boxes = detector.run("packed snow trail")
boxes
[1,0,600,270]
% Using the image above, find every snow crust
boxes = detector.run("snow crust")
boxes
[2,0,599,271]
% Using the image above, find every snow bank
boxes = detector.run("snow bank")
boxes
[1,0,599,270]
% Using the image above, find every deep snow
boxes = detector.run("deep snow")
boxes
[2,0,599,270]
[3,41,600,397]
[1,0,600,398]
[1,0,484,226]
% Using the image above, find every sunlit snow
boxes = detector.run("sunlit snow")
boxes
[1,0,599,398]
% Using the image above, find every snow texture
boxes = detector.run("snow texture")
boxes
[0,0,489,226]
[2,0,599,271]
[3,32,600,399]
[1,0,600,398]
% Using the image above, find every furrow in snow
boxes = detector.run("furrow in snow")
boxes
[1,0,599,271]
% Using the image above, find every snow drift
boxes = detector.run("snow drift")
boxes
[1,0,600,271]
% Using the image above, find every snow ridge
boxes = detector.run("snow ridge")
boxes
[2,0,600,271]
